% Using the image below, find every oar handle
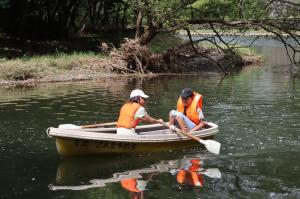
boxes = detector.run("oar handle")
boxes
[160,122,203,143]
[81,122,117,128]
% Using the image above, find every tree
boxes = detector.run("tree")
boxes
[121,0,299,75]
[0,0,299,75]
[126,0,196,44]
[185,0,300,76]
[0,0,128,38]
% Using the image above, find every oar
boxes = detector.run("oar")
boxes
[161,122,221,155]
[170,168,221,179]
[58,122,117,129]
[199,168,221,178]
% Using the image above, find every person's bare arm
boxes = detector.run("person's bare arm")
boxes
[190,121,206,132]
[141,114,163,124]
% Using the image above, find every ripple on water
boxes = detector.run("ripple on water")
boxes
[27,101,40,104]
[0,70,300,198]
[67,114,77,117]
[0,102,17,106]
[15,105,31,109]
[14,109,25,111]
[52,113,67,115]
[60,105,76,108]
[71,110,91,113]
[68,96,84,100]
[39,107,52,109]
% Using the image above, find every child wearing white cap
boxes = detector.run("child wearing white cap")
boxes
[116,89,163,135]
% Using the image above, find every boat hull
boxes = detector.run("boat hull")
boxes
[48,122,219,156]
[55,135,214,156]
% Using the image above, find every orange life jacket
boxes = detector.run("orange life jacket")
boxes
[177,92,202,125]
[188,159,201,172]
[176,170,204,187]
[176,159,204,187]
[121,179,141,193]
[117,103,141,128]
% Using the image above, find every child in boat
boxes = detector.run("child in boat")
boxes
[116,89,163,135]
[169,88,206,133]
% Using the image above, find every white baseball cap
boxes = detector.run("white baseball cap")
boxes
[130,89,149,98]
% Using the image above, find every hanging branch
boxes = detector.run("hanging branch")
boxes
[185,27,198,54]
[183,27,226,72]
[209,23,235,54]
[186,17,300,76]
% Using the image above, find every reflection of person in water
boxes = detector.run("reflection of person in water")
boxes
[120,173,155,199]
[175,159,204,187]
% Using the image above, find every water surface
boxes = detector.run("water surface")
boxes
[0,40,300,198]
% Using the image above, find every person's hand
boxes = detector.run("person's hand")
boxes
[157,119,164,123]
[169,125,176,131]
[183,126,189,133]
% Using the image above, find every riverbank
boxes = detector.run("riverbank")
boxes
[177,29,299,36]
[0,52,260,87]
[0,71,161,87]
[0,34,261,87]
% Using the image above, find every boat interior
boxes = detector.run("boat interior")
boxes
[74,123,213,135]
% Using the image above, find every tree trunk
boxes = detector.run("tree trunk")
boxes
[96,0,103,31]
[115,4,120,30]
[87,0,95,27]
[68,0,80,33]
[122,6,127,30]
[18,0,29,39]
[102,0,109,32]
[139,22,156,45]
[135,9,143,39]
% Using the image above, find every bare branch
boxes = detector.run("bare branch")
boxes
[185,27,198,54]
[209,23,235,54]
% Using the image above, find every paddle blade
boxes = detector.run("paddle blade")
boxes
[58,124,81,129]
[201,168,222,179]
[200,139,221,154]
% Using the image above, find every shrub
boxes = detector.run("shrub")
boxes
[0,60,41,80]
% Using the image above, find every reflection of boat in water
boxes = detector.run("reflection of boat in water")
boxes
[49,154,221,191]
[47,122,219,156]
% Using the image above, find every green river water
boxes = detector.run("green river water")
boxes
[0,38,300,198]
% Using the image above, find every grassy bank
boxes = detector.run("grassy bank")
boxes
[0,33,261,86]
[0,33,184,83]
[0,52,110,82]
[198,41,259,56]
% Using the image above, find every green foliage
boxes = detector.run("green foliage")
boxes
[148,33,184,53]
[0,0,298,73]
[0,0,129,38]
[191,0,268,20]
[192,0,233,19]
[126,0,191,26]
[0,0,298,39]
[0,0,9,8]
